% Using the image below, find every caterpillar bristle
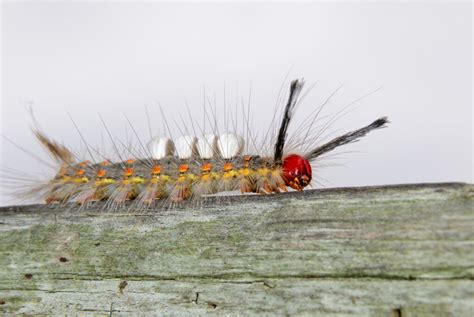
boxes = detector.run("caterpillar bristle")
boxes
[2,78,390,211]
[33,130,76,165]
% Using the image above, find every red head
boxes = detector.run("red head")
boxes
[282,154,312,191]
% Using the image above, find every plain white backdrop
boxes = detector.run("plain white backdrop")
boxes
[1,1,472,205]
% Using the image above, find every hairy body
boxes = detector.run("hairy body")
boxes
[4,79,389,210]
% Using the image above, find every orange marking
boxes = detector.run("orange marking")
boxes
[79,160,90,167]
[223,162,233,172]
[178,164,189,173]
[152,165,161,175]
[124,167,134,177]
[101,160,110,166]
[126,159,134,165]
[76,169,85,176]
[201,163,212,172]
[96,169,106,178]
[243,156,252,167]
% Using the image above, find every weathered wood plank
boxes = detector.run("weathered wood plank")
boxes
[0,183,473,316]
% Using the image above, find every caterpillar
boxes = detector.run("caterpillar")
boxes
[2,79,388,211]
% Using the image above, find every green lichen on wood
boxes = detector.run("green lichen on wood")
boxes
[0,183,473,315]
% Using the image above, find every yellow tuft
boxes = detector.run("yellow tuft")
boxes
[257,167,270,176]
[223,170,238,179]
[131,177,146,184]
[239,168,251,177]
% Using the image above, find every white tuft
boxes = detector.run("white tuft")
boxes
[149,137,174,159]
[197,134,218,159]
[175,135,197,159]
[218,133,244,159]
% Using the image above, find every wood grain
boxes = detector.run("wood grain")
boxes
[0,183,472,316]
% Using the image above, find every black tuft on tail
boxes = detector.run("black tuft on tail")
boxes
[305,116,389,160]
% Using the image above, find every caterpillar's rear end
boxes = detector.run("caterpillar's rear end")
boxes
[28,79,389,211]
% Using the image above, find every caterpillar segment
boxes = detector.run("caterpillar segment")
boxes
[136,165,171,206]
[44,161,89,204]
[42,153,293,206]
[28,78,389,209]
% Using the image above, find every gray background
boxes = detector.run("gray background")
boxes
[1,1,472,205]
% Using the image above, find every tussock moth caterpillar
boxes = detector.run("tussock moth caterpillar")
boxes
[1,79,388,211]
